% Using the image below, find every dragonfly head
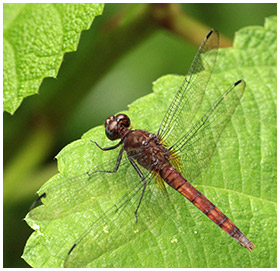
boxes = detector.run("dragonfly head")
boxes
[105,114,130,140]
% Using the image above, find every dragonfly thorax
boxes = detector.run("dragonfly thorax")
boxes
[124,129,171,172]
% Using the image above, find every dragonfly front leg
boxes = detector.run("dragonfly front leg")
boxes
[89,146,124,175]
[128,158,147,223]
[92,139,123,151]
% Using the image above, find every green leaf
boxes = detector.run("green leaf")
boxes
[23,16,276,268]
[3,3,104,114]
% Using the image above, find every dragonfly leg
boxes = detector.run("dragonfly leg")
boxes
[128,158,147,223]
[92,139,123,151]
[90,146,124,175]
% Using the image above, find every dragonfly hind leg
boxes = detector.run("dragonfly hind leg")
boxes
[128,158,147,223]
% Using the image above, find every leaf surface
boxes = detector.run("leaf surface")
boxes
[23,17,276,268]
[3,3,104,114]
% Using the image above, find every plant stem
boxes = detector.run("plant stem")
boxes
[150,3,232,48]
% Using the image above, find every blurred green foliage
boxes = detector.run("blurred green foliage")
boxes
[3,3,276,268]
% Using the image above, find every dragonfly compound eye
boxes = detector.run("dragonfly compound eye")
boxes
[105,120,119,140]
[104,115,115,128]
[116,114,130,128]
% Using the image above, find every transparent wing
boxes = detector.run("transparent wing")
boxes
[29,146,154,221]
[63,167,168,267]
[29,144,169,267]
[157,29,219,147]
[170,80,245,182]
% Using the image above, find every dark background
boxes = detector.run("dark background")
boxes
[3,3,277,267]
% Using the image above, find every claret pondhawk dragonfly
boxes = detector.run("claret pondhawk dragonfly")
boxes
[30,29,254,267]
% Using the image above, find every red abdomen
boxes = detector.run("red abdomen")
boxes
[159,163,255,251]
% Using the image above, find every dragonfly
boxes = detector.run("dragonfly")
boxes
[30,29,254,267]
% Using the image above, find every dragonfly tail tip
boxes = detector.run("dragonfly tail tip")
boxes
[246,241,255,251]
